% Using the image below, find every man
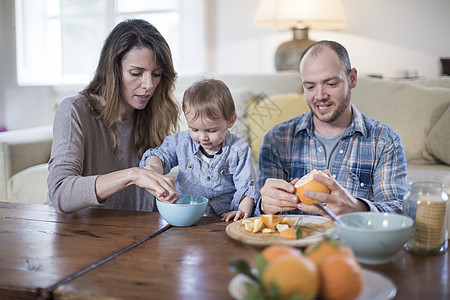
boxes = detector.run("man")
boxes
[256,40,407,216]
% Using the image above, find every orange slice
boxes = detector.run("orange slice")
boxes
[261,214,282,230]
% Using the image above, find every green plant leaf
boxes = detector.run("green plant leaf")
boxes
[244,281,266,300]
[268,281,282,299]
[299,225,320,232]
[286,295,304,300]
[254,252,268,282]
[229,259,259,282]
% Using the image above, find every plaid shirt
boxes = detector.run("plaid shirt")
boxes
[255,105,407,216]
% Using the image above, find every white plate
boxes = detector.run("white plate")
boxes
[228,268,396,300]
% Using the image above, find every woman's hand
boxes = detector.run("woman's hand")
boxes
[132,167,179,203]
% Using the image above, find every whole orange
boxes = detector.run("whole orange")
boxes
[319,254,363,300]
[305,239,355,266]
[294,169,331,205]
[262,252,319,300]
[261,244,300,262]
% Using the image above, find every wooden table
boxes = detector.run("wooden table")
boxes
[1,202,449,300]
[0,202,168,299]
[53,217,254,300]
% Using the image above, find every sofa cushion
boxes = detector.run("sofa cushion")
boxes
[425,104,450,165]
[352,77,450,164]
[229,89,253,143]
[415,76,450,89]
[7,163,49,204]
[246,93,309,161]
[0,125,53,201]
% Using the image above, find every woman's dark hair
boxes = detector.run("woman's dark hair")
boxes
[82,19,179,157]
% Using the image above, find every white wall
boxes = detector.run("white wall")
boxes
[1,0,450,130]
[211,0,450,77]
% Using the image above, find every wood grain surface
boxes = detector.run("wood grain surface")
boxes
[1,202,449,300]
[0,202,167,299]
[53,217,254,300]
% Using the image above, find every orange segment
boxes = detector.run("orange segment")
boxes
[252,217,264,233]
[280,217,295,226]
[278,227,298,239]
[244,221,254,232]
[262,228,277,233]
[261,214,282,230]
[276,223,290,232]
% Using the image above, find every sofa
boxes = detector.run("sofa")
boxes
[1,73,450,206]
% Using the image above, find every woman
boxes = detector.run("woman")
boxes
[47,19,180,213]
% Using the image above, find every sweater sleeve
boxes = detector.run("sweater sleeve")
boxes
[46,96,101,213]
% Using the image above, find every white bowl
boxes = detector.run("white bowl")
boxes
[156,194,208,227]
[335,212,413,264]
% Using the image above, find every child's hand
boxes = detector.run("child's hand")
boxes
[221,197,255,222]
[221,210,249,222]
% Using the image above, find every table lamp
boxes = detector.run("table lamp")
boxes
[254,0,347,71]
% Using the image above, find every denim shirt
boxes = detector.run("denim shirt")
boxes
[255,105,408,216]
[140,130,257,216]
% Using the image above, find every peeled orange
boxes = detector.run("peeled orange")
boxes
[295,169,331,205]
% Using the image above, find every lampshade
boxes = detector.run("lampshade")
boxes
[253,0,347,71]
[254,0,347,30]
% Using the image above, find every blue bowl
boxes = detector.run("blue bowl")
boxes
[156,194,208,227]
[335,212,413,264]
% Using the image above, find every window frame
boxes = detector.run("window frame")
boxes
[14,0,205,86]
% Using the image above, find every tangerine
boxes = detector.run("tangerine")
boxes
[295,169,331,205]
[262,252,319,300]
[261,244,299,262]
[305,238,354,266]
[319,254,363,300]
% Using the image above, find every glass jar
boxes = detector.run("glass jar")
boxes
[403,181,448,254]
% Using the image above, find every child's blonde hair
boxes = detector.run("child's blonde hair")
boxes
[182,78,236,122]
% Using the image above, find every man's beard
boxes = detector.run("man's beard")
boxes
[310,90,351,123]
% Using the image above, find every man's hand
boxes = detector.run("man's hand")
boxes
[260,178,299,215]
[297,170,368,216]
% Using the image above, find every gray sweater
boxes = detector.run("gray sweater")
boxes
[47,95,154,213]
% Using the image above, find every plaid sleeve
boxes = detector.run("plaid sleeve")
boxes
[370,129,408,213]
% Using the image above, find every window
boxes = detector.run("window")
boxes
[15,0,205,86]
